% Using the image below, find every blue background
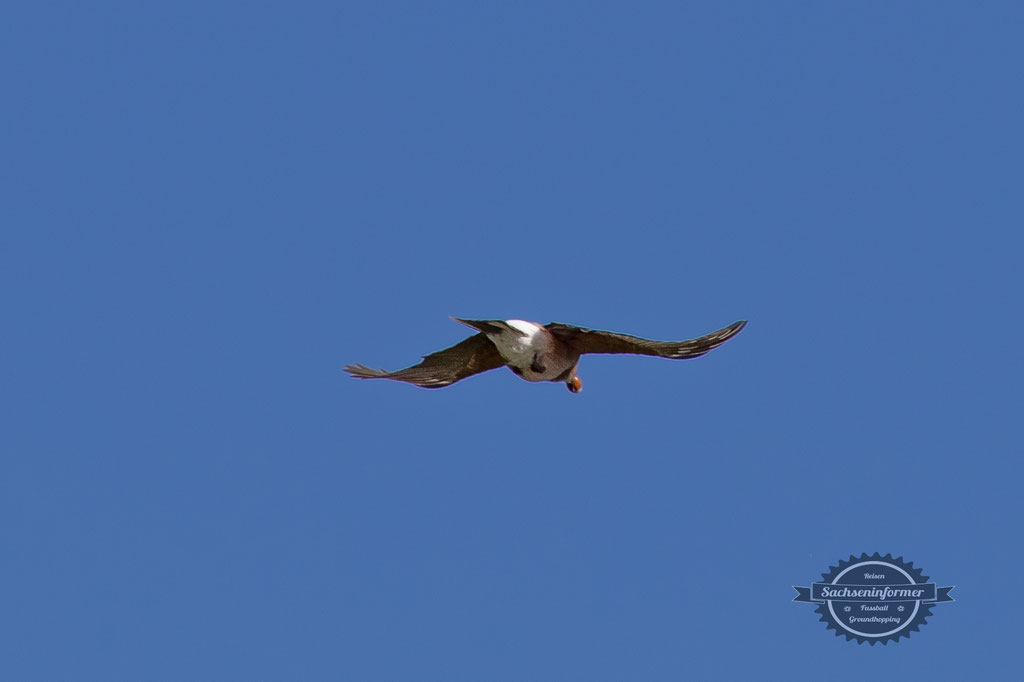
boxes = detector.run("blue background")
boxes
[3,2,1021,679]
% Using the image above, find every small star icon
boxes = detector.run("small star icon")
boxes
[897,605,905,612]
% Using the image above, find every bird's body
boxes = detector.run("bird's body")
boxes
[463,319,575,382]
[345,317,746,393]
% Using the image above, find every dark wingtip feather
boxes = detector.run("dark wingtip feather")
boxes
[344,364,390,379]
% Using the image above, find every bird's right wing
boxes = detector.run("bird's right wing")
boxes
[344,333,506,388]
[545,320,747,359]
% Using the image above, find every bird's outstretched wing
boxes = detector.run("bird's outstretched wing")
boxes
[545,320,746,359]
[344,333,506,388]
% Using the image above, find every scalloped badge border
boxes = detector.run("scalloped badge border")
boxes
[793,552,955,645]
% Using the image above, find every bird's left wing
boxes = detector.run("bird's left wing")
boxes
[545,320,746,359]
[345,333,505,388]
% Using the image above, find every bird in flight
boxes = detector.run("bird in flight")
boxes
[345,317,746,393]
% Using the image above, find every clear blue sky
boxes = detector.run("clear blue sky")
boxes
[3,2,1021,680]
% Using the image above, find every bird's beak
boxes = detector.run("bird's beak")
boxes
[567,375,582,393]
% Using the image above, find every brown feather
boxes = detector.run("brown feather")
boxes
[344,333,506,388]
[545,320,746,359]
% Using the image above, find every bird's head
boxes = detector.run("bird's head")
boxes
[567,374,582,394]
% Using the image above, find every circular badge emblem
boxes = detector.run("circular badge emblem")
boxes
[793,553,954,645]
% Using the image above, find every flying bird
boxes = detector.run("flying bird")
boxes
[345,317,746,393]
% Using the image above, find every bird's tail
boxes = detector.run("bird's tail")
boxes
[450,317,508,335]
